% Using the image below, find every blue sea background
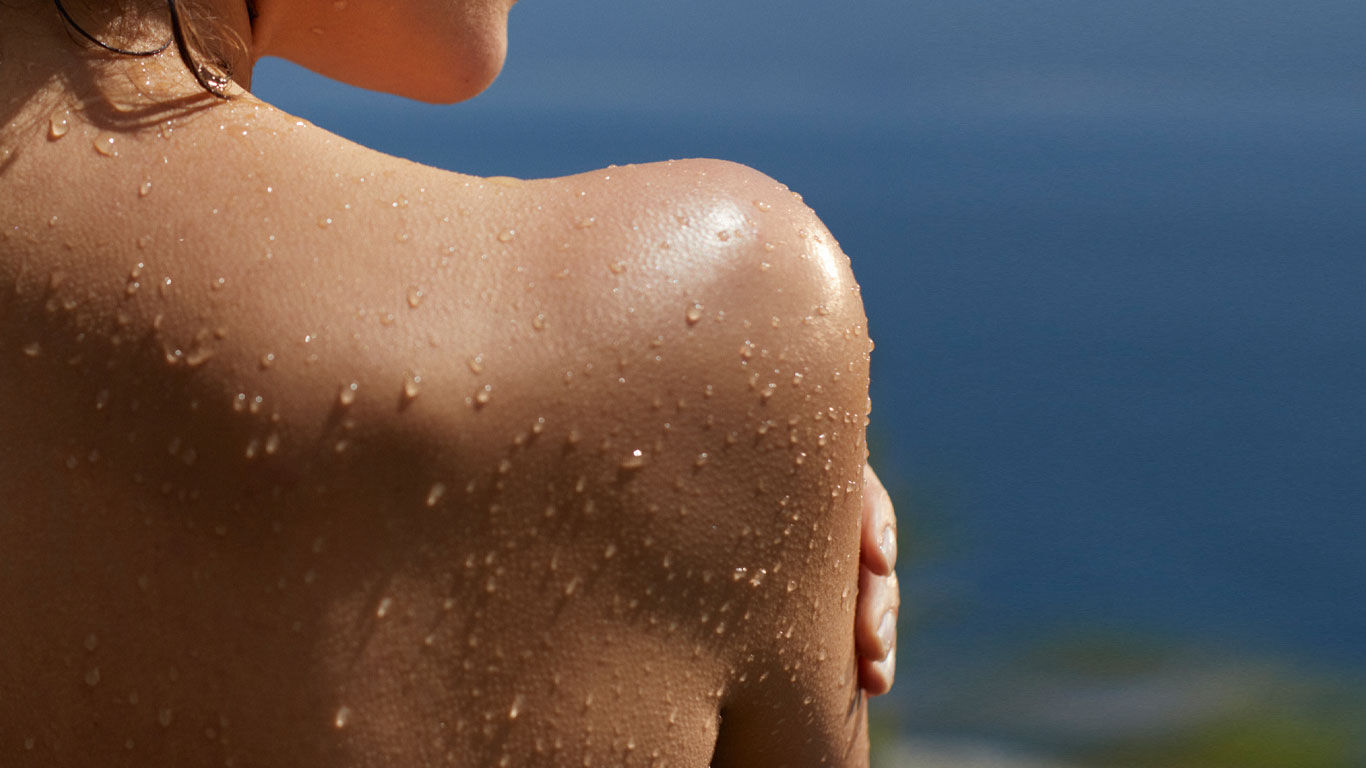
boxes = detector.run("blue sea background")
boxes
[255,0,1366,761]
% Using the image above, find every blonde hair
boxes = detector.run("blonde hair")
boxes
[167,0,249,96]
[54,0,248,98]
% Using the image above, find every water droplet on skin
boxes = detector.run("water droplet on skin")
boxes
[619,449,646,470]
[93,135,117,156]
[508,694,525,720]
[685,303,703,325]
[694,452,710,467]
[185,346,215,368]
[22,341,41,357]
[406,286,424,308]
[739,341,755,360]
[563,576,581,596]
[337,381,358,407]
[402,372,422,401]
[334,706,351,728]
[47,113,70,140]
[467,355,485,374]
[426,482,447,507]
[474,384,492,407]
[139,180,153,197]
[259,352,276,369]
[753,199,772,212]
[574,216,596,229]
[85,666,101,686]
[608,261,627,275]
[497,229,516,243]
[376,597,393,618]
[531,313,547,331]
[211,277,227,291]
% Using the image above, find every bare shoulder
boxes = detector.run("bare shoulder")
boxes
[502,158,875,765]
[0,96,872,764]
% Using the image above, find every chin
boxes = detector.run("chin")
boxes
[331,33,503,103]
[278,18,509,104]
[413,46,507,104]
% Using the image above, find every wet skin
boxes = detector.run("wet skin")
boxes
[0,3,893,765]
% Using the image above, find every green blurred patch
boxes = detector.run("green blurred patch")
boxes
[1092,707,1362,768]
[859,425,1366,768]
[1042,636,1366,768]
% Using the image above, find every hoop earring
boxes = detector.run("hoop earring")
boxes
[52,0,173,57]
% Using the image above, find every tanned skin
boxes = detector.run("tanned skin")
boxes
[0,1,898,764]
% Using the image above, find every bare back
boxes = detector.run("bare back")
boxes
[0,29,872,767]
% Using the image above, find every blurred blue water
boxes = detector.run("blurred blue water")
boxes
[254,0,1366,728]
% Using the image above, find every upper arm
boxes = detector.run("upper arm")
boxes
[597,159,873,766]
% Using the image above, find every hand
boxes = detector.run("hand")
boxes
[855,463,899,696]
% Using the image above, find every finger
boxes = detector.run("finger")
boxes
[859,646,896,697]
[860,464,896,577]
[854,567,898,663]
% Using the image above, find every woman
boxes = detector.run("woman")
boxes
[0,0,899,765]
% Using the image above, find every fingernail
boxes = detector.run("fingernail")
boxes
[879,526,897,568]
[876,610,896,658]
